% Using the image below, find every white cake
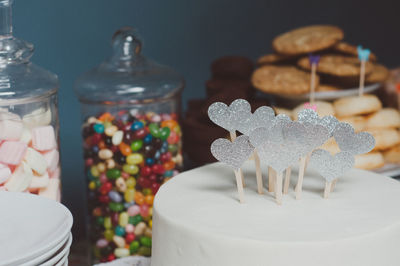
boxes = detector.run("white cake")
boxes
[151,162,400,266]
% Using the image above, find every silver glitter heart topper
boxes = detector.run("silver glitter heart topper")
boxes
[298,109,339,136]
[208,99,251,132]
[308,149,355,182]
[333,122,375,155]
[211,135,255,170]
[237,106,275,136]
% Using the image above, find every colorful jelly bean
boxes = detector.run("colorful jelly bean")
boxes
[82,111,182,262]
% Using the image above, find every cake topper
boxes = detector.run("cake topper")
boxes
[308,150,355,198]
[357,45,371,96]
[211,135,254,203]
[207,98,375,205]
[308,54,320,104]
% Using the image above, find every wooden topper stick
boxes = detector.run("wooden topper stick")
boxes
[324,181,333,199]
[234,169,245,203]
[330,179,338,192]
[230,131,245,187]
[253,151,263,194]
[274,171,283,205]
[295,156,307,200]
[310,63,317,104]
[283,167,291,194]
[359,60,366,96]
[268,166,275,192]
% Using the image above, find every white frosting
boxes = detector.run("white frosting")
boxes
[152,162,400,266]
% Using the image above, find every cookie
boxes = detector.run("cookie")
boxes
[333,95,382,117]
[272,25,344,55]
[293,101,335,119]
[366,64,390,83]
[297,54,373,77]
[366,108,400,129]
[273,107,293,118]
[382,144,400,164]
[369,128,400,151]
[257,53,298,66]
[332,42,377,61]
[338,116,367,132]
[316,84,341,92]
[252,66,318,95]
[211,56,254,80]
[205,79,253,98]
[354,152,385,170]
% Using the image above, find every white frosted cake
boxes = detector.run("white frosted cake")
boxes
[151,162,400,266]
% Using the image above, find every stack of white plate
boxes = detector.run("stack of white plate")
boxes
[0,192,73,266]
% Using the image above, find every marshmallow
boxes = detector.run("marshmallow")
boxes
[0,165,11,184]
[0,141,27,165]
[22,108,52,129]
[19,127,32,144]
[5,162,33,192]
[0,112,23,141]
[24,148,48,175]
[29,172,50,189]
[38,178,60,201]
[50,166,61,179]
[31,126,57,151]
[43,149,59,172]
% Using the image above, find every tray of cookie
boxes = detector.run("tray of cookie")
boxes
[252,25,389,101]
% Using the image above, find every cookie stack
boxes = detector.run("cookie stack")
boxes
[253,25,389,95]
[287,95,400,170]
[183,56,269,165]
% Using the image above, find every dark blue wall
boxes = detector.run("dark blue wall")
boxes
[12,0,400,238]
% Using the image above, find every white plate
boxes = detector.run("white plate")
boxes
[20,232,70,266]
[373,164,400,178]
[41,233,72,266]
[258,83,381,101]
[0,192,73,266]
[55,250,70,266]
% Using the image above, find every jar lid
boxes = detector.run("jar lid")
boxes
[0,0,58,106]
[75,27,184,105]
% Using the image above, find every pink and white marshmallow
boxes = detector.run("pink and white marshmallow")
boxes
[24,147,48,175]
[0,163,11,185]
[32,126,57,151]
[0,141,27,165]
[5,162,33,192]
[43,149,59,173]
[0,113,23,141]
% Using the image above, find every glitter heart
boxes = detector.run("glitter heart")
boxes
[211,135,254,170]
[333,122,375,155]
[208,99,251,132]
[308,149,355,182]
[237,106,275,136]
[297,108,339,136]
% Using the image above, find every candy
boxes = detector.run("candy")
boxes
[24,148,48,175]
[0,141,27,165]
[31,126,56,151]
[0,116,23,140]
[82,111,182,262]
[19,127,32,143]
[5,162,33,192]
[0,164,12,184]
[38,178,60,200]
[29,172,50,189]
[22,108,52,128]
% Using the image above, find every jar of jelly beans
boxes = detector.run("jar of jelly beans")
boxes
[75,27,184,263]
[0,0,61,200]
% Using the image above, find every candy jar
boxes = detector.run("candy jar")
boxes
[0,0,61,200]
[75,27,184,263]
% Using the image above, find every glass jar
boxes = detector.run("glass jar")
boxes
[0,0,60,200]
[75,27,184,263]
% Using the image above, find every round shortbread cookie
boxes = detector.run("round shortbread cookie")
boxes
[366,64,390,83]
[354,152,385,170]
[252,66,318,95]
[338,116,367,132]
[369,128,400,151]
[382,144,400,164]
[333,95,382,117]
[366,108,400,129]
[272,25,344,55]
[298,54,374,77]
[273,107,293,118]
[293,101,335,119]
[332,42,377,61]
